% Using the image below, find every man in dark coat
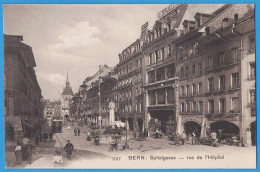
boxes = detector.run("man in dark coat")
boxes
[78,128,81,136]
[25,141,34,164]
[74,128,77,136]
[64,140,74,160]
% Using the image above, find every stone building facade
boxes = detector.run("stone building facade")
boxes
[142,4,188,134]
[79,65,117,127]
[173,4,255,145]
[116,32,146,131]
[4,34,43,141]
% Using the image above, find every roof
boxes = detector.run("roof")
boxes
[61,85,73,95]
[4,34,36,68]
[83,65,116,88]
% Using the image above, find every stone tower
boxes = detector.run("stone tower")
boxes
[60,69,73,120]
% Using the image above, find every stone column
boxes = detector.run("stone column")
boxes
[109,101,115,128]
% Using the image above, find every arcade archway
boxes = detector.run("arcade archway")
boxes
[210,120,240,139]
[184,121,201,137]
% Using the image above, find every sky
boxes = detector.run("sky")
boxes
[3,4,223,100]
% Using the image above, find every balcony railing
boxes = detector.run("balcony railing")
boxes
[229,109,240,114]
[229,84,240,90]
[205,65,213,71]
[216,86,226,92]
[206,87,214,93]
[217,109,226,114]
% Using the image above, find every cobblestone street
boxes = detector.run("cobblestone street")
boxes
[16,125,255,169]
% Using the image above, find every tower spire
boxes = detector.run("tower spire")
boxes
[66,68,69,86]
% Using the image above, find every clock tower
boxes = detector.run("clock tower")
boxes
[61,70,73,120]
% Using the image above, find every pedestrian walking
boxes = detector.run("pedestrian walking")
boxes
[217,129,223,143]
[25,141,34,164]
[64,140,74,160]
[44,131,48,142]
[74,128,77,136]
[49,131,53,142]
[192,131,196,145]
[86,131,91,141]
[78,128,81,136]
[133,131,137,140]
[15,142,22,164]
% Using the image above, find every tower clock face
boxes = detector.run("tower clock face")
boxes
[65,98,68,101]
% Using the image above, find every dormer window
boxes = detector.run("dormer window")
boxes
[222,18,229,28]
[234,13,238,20]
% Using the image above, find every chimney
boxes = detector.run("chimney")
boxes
[99,65,103,72]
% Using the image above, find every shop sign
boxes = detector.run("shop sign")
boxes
[157,4,180,19]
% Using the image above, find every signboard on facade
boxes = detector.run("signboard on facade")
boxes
[157,4,180,19]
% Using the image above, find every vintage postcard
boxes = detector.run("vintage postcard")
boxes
[3,4,256,169]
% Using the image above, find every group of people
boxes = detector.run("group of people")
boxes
[133,128,148,141]
[73,128,81,136]
[35,130,53,146]
[14,139,34,165]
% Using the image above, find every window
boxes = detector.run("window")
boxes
[156,68,165,81]
[194,42,199,55]
[218,52,225,67]
[250,89,255,105]
[180,68,184,78]
[231,97,239,111]
[219,75,226,90]
[219,99,225,113]
[149,53,153,65]
[198,63,202,75]
[155,50,160,62]
[181,86,185,96]
[186,102,190,113]
[208,77,214,92]
[192,84,196,95]
[157,89,165,104]
[136,59,139,68]
[168,44,171,55]
[208,56,213,69]
[231,73,239,89]
[198,82,202,94]
[234,13,238,20]
[198,101,203,113]
[186,67,190,77]
[222,18,229,28]
[161,47,165,59]
[249,62,255,79]
[192,102,197,112]
[149,91,156,105]
[249,37,255,53]
[186,85,190,96]
[232,48,239,63]
[181,102,185,113]
[148,71,155,83]
[208,100,214,113]
[192,65,196,76]
[167,87,174,104]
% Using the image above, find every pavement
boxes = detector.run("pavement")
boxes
[5,124,257,169]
